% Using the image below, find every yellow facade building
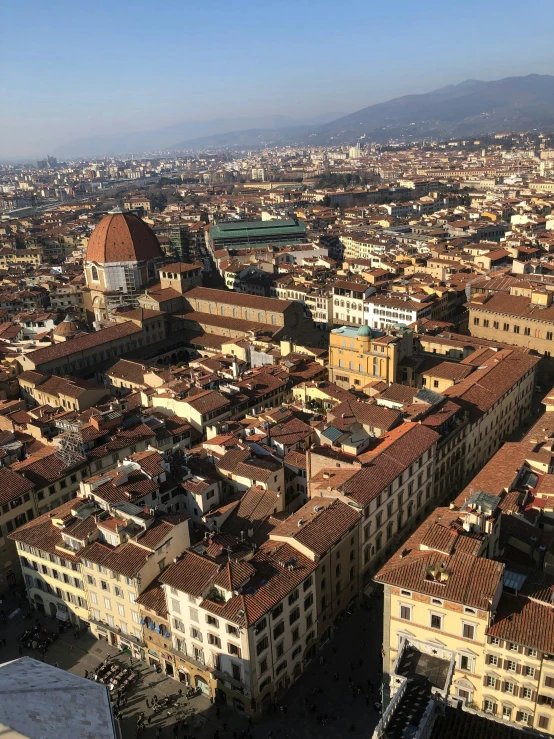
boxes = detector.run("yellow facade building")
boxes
[328,324,413,389]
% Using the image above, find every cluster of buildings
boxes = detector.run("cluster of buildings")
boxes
[2,135,554,731]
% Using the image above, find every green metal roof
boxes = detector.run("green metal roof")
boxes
[209,219,306,241]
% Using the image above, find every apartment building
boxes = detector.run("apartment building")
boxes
[331,280,374,327]
[10,495,190,656]
[468,287,554,362]
[81,507,189,655]
[160,541,318,714]
[328,324,413,389]
[365,294,434,330]
[441,348,539,478]
[10,499,92,625]
[375,494,504,712]
[0,468,37,592]
[376,474,554,734]
[18,371,106,412]
[308,422,439,589]
[269,497,361,644]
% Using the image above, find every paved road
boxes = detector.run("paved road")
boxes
[0,589,384,739]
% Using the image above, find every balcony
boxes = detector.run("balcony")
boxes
[89,616,143,647]
[211,667,249,696]
[170,647,208,672]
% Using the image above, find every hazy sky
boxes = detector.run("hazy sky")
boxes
[2,0,554,158]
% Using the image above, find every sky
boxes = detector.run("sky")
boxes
[2,0,554,158]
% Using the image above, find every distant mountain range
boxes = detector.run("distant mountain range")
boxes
[52,112,343,158]
[54,74,554,157]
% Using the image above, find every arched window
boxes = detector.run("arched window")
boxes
[271,315,276,325]
[91,265,99,282]
[258,312,263,322]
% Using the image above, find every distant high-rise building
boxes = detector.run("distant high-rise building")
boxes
[349,143,361,159]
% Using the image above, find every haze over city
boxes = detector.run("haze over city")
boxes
[3,0,554,158]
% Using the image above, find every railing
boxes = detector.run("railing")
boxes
[371,676,408,739]
[89,617,143,647]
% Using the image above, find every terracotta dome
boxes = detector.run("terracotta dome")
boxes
[53,315,87,338]
[86,208,162,263]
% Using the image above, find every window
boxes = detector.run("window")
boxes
[228,643,241,657]
[504,682,514,694]
[473,317,480,326]
[486,676,496,688]
[525,666,535,678]
[275,660,287,676]
[524,327,531,336]
[528,648,537,658]
[430,613,443,630]
[272,604,283,619]
[189,608,199,622]
[206,615,219,627]
[489,655,499,666]
[460,655,473,672]
[259,657,268,674]
[400,590,412,597]
[304,594,313,610]
[431,598,443,606]
[190,627,202,642]
[226,624,239,637]
[257,637,268,656]
[208,634,221,647]
[548,332,553,341]
[517,711,530,724]
[506,660,516,672]
[400,604,412,621]
[509,642,518,652]
[288,589,299,606]
[107,615,114,627]
[539,716,550,730]
[490,637,500,646]
[232,663,241,681]
[276,642,284,658]
[522,687,533,699]
[117,604,125,617]
[87,574,95,586]
[462,623,476,640]
[273,622,284,640]
[114,586,122,598]
[303,576,313,592]
[484,699,495,713]
[289,607,300,625]
[503,323,509,331]
[483,319,489,328]
[545,675,554,688]
[104,598,111,611]
[101,581,109,592]
[502,706,512,720]
[90,591,97,605]
[513,325,520,334]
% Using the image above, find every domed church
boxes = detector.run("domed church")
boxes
[83,207,164,323]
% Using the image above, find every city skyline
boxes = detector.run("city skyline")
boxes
[3,0,554,158]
